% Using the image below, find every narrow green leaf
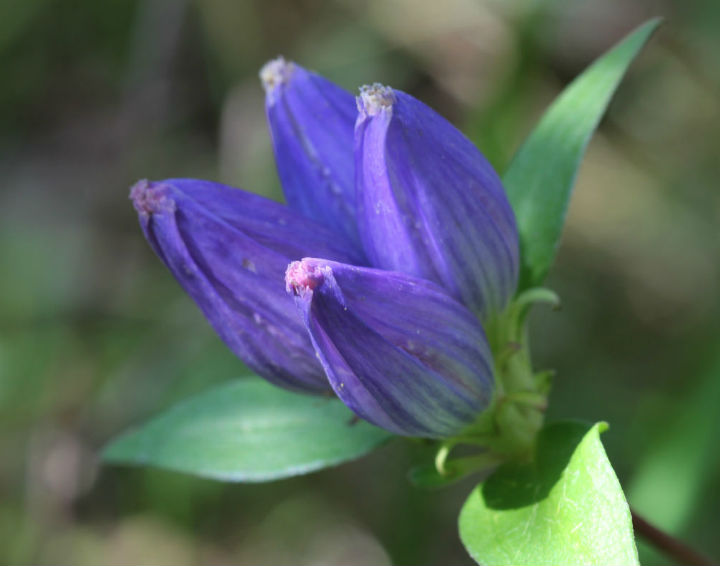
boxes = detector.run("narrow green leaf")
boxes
[103,377,392,482]
[504,19,661,289]
[459,422,638,566]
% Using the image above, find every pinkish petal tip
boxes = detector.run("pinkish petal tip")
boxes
[129,179,176,216]
[285,259,331,297]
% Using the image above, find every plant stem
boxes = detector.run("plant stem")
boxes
[631,508,715,566]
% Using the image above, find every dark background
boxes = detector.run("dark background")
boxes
[1,0,719,564]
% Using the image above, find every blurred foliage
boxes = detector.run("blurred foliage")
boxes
[0,0,718,564]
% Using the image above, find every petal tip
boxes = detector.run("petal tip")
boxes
[260,56,296,98]
[357,83,395,117]
[129,179,176,216]
[285,259,330,297]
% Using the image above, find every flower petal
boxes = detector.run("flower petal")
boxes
[261,57,359,246]
[355,84,519,319]
[130,178,364,393]
[286,258,494,437]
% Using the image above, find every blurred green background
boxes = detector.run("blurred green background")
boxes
[1,0,719,564]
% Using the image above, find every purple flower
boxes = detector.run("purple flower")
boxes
[286,259,494,437]
[129,178,363,393]
[130,60,519,438]
[262,57,359,246]
[355,84,518,319]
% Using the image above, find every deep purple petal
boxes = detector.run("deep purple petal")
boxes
[286,258,494,437]
[262,57,359,246]
[130,178,364,393]
[355,85,519,319]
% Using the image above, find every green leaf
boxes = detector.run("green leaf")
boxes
[103,377,392,482]
[504,19,661,289]
[458,422,638,566]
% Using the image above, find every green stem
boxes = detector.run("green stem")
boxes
[456,287,559,459]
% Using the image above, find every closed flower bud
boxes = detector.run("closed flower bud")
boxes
[286,258,494,437]
[261,57,359,247]
[130,178,363,393]
[355,84,519,319]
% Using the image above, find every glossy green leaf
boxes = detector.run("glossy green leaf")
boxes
[459,422,638,566]
[103,377,392,482]
[504,19,661,289]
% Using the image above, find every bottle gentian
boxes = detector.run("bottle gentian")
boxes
[355,84,518,320]
[130,58,540,444]
[129,177,364,393]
